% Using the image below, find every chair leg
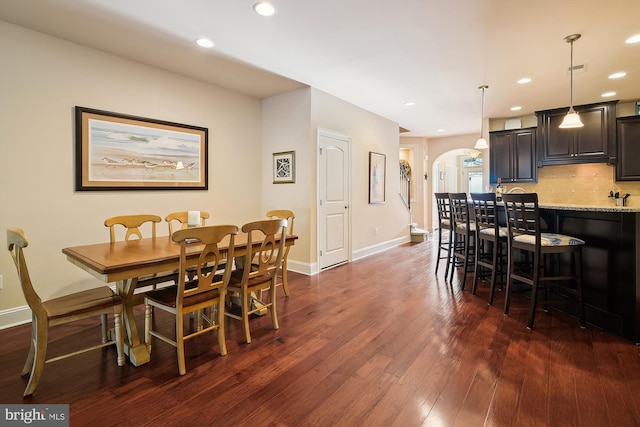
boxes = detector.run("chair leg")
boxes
[100,313,109,343]
[449,232,458,283]
[114,310,125,367]
[270,284,279,331]
[282,260,290,297]
[444,230,452,279]
[472,236,481,295]
[23,316,48,397]
[488,239,502,306]
[527,253,541,329]
[243,291,252,344]
[21,317,36,376]
[217,300,227,356]
[176,311,186,376]
[504,248,515,316]
[436,228,443,274]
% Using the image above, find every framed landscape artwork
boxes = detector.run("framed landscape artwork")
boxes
[369,152,386,204]
[273,151,295,184]
[75,106,208,190]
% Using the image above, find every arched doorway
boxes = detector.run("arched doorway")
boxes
[431,149,484,230]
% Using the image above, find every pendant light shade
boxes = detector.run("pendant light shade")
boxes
[474,85,489,149]
[559,34,584,129]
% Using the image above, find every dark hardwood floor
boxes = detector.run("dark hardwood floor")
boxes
[2,236,640,426]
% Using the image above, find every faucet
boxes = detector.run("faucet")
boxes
[507,187,526,193]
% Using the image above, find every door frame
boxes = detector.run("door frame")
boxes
[316,129,352,273]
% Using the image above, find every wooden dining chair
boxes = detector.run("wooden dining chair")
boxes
[502,193,586,329]
[104,214,178,298]
[266,209,295,297]
[104,214,162,242]
[144,224,238,375]
[434,193,453,277]
[7,228,124,397]
[470,192,508,305]
[225,219,287,344]
[165,211,210,235]
[448,192,476,286]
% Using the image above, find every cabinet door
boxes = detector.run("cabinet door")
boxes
[616,116,640,181]
[537,101,616,166]
[514,130,536,181]
[490,132,513,183]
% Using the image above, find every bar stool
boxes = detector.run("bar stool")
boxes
[448,192,476,286]
[434,192,453,277]
[502,193,586,329]
[470,192,508,305]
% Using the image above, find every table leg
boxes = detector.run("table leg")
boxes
[117,278,150,366]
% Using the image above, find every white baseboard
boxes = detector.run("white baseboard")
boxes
[352,235,410,262]
[0,305,31,330]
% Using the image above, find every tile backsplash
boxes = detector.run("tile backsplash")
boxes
[504,163,640,207]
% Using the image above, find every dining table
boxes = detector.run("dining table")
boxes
[62,232,298,366]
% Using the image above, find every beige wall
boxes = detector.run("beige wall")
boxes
[0,21,267,316]
[1,21,408,326]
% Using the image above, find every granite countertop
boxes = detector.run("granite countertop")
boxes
[539,202,640,212]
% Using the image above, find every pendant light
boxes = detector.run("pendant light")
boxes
[559,34,584,128]
[474,85,489,149]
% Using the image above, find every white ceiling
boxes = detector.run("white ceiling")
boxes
[2,0,639,138]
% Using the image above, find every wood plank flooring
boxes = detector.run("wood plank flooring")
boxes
[1,236,640,426]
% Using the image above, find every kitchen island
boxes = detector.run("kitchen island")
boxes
[538,203,640,343]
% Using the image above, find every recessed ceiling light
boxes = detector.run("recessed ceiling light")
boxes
[608,72,626,79]
[254,2,275,16]
[510,106,522,111]
[517,77,532,84]
[437,129,445,133]
[601,91,616,97]
[196,38,214,48]
[625,34,640,44]
[403,101,415,106]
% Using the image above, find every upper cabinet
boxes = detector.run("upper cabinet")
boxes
[490,127,537,183]
[536,101,617,166]
[616,115,640,181]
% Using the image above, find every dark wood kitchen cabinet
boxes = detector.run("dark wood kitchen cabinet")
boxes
[489,127,536,183]
[616,115,640,181]
[536,101,617,166]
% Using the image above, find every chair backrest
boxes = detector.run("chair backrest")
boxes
[240,219,288,283]
[434,193,452,223]
[172,225,238,302]
[470,192,499,233]
[266,210,295,235]
[502,193,540,243]
[7,228,45,317]
[104,214,161,242]
[165,211,210,235]
[449,192,471,230]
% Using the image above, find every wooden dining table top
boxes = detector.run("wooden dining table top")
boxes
[62,233,298,283]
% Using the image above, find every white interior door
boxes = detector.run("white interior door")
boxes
[318,131,350,270]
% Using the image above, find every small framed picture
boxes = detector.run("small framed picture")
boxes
[636,101,640,115]
[273,151,295,184]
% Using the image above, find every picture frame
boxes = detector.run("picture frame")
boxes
[273,151,296,184]
[75,106,208,191]
[368,152,386,204]
[636,101,640,115]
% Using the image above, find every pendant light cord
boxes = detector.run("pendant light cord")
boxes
[569,39,574,109]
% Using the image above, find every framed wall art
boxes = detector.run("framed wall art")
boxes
[273,151,295,184]
[75,106,208,190]
[369,151,386,204]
